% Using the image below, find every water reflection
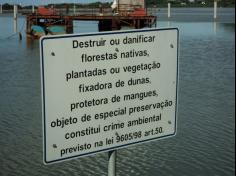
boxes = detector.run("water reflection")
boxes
[26,37,38,49]
[218,23,235,33]
[156,21,235,37]
[213,22,217,34]
[167,21,171,28]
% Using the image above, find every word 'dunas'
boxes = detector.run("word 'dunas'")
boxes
[72,34,156,48]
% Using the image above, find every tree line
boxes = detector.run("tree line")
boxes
[1,0,235,10]
[146,0,235,7]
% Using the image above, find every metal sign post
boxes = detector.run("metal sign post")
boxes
[108,150,117,176]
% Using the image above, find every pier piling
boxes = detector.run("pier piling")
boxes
[13,5,18,33]
[73,4,76,15]
[214,0,217,19]
[32,5,35,13]
[168,3,171,18]
[0,4,2,14]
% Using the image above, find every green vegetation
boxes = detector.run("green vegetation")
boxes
[2,3,13,10]
[48,2,112,9]
[1,3,113,10]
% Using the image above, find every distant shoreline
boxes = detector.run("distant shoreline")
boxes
[0,7,235,13]
[0,7,234,23]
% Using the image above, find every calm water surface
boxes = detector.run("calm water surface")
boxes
[0,8,235,176]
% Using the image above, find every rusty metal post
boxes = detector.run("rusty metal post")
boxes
[117,0,119,14]
[145,0,147,15]
[137,19,140,29]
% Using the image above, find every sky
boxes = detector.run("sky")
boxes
[0,0,114,6]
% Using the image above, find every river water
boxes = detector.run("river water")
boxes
[0,8,235,176]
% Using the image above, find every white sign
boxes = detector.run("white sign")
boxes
[40,28,179,164]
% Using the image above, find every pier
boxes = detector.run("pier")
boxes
[26,13,156,37]
[25,0,157,38]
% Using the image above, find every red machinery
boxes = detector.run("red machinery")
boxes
[37,6,58,15]
[129,8,147,16]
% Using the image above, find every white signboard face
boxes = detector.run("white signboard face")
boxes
[40,28,179,164]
